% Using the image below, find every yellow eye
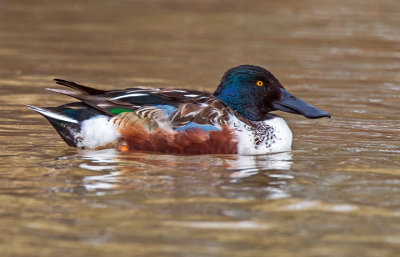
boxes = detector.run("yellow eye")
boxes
[256,81,263,86]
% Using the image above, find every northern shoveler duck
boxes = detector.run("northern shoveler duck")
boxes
[27,65,330,155]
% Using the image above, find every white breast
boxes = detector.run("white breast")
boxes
[231,116,292,155]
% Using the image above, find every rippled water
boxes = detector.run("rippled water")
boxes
[1,0,400,256]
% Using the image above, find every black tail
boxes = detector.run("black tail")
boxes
[27,102,106,147]
[27,105,82,147]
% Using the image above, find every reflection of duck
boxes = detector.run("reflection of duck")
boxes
[227,152,293,179]
[27,65,330,154]
[78,150,293,192]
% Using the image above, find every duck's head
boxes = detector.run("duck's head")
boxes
[214,65,331,121]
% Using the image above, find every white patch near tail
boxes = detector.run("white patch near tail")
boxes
[78,116,121,149]
[26,105,78,124]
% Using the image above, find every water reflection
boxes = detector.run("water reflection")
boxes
[78,149,293,172]
[79,149,121,192]
[75,150,293,196]
[227,152,292,180]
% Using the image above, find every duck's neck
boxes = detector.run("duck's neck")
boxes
[214,84,263,121]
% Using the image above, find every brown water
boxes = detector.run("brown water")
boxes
[1,0,400,256]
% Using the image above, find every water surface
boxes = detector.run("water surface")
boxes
[1,0,400,256]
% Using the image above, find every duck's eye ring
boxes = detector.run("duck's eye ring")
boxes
[256,81,263,86]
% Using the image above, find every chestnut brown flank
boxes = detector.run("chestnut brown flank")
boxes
[119,125,238,154]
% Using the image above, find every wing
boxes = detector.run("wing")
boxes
[49,79,241,132]
[50,79,212,117]
[169,97,232,131]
